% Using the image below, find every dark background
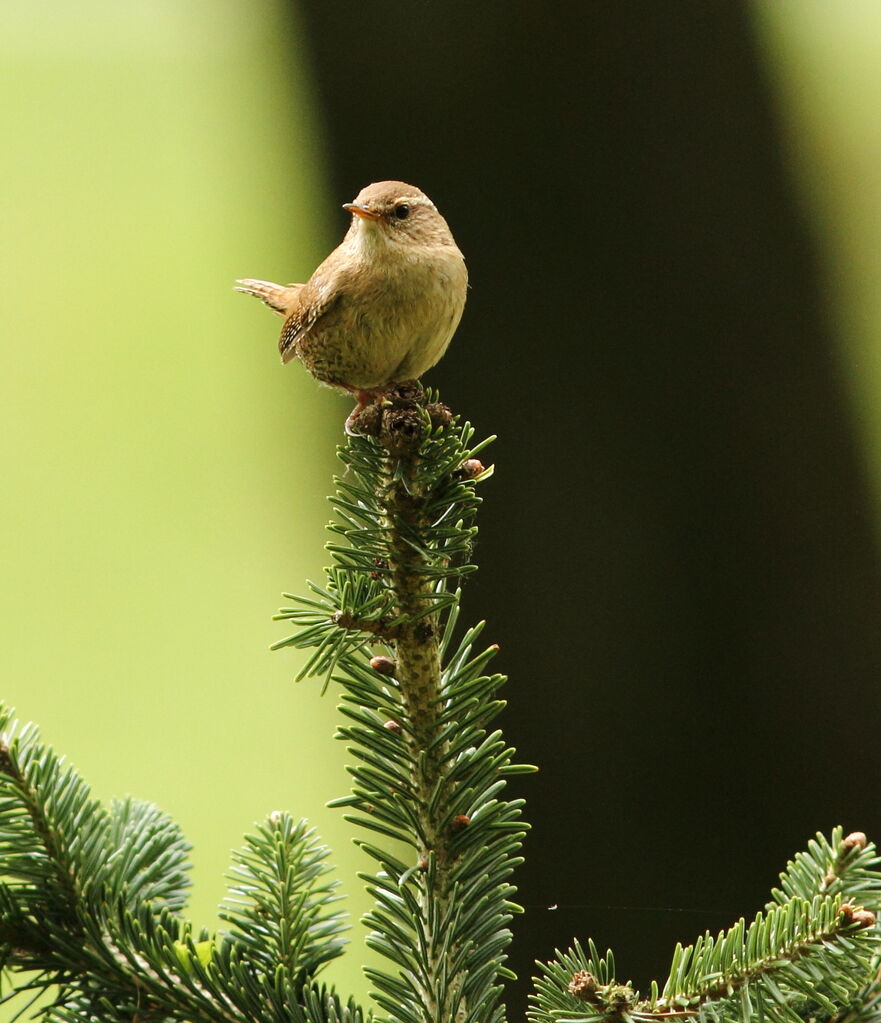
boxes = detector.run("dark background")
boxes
[296,2,881,1015]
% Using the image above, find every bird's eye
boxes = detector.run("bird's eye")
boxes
[394,203,410,220]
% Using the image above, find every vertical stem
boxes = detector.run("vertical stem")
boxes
[386,464,443,746]
[383,451,457,1023]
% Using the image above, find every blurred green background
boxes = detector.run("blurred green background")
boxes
[4,1,881,1019]
[0,0,374,1008]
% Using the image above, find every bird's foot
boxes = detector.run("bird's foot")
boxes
[344,390,382,436]
[344,381,453,449]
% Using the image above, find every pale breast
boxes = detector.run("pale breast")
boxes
[292,242,467,391]
[388,253,468,381]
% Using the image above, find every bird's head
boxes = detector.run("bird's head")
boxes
[343,180,455,249]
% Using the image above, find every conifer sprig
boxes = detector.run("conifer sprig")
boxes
[220,813,348,989]
[275,389,529,1023]
[271,390,492,687]
[0,708,363,1023]
[529,829,881,1023]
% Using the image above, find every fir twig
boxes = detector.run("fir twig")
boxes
[0,709,363,1023]
[277,387,529,1023]
[529,828,881,1023]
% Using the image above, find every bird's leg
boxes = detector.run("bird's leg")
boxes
[344,389,381,436]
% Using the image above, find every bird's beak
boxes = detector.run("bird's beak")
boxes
[343,203,382,221]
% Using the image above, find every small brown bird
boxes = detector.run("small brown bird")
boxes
[235,181,467,428]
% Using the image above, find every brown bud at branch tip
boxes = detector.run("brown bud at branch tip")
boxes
[383,719,402,733]
[841,902,876,928]
[450,814,471,832]
[844,831,868,851]
[568,971,600,1004]
[370,655,397,676]
[427,402,453,429]
[461,459,485,478]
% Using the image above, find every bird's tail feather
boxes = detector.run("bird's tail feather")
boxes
[233,278,302,316]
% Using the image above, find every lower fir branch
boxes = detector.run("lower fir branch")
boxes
[655,900,876,1018]
[537,897,880,1023]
